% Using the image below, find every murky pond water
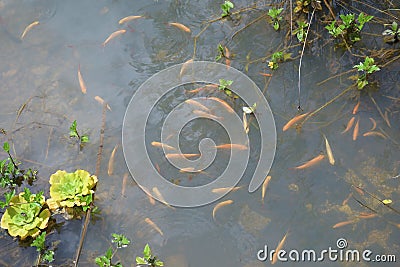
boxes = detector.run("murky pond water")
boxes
[0,0,399,266]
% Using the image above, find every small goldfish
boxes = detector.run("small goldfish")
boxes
[151,141,176,151]
[214,144,248,150]
[341,117,355,134]
[323,134,335,165]
[292,154,325,170]
[94,96,112,111]
[102,29,126,47]
[352,101,360,114]
[207,97,235,113]
[145,217,163,236]
[352,118,359,141]
[368,117,377,131]
[225,46,231,69]
[212,200,233,220]
[20,21,39,40]
[332,220,356,229]
[180,59,194,77]
[185,99,210,112]
[152,187,174,209]
[107,144,118,176]
[165,153,200,159]
[78,65,87,94]
[363,131,386,139]
[118,15,143,25]
[271,231,289,264]
[211,187,242,194]
[282,113,309,131]
[193,110,223,120]
[261,175,272,204]
[168,22,191,33]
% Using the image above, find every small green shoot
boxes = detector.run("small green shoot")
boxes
[326,13,373,44]
[382,21,399,43]
[268,8,283,31]
[69,120,89,150]
[136,244,164,267]
[31,232,55,264]
[221,1,234,18]
[0,189,15,208]
[353,56,380,89]
[218,79,236,97]
[215,44,225,61]
[268,51,283,70]
[95,233,130,267]
[293,20,309,43]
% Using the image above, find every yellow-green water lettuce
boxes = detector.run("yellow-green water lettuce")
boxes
[0,192,50,240]
[46,170,97,210]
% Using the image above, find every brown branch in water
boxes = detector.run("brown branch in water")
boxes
[322,0,335,19]
[231,13,268,40]
[74,103,107,267]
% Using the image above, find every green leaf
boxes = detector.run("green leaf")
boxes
[31,231,46,252]
[3,142,9,153]
[273,21,279,31]
[23,187,32,202]
[81,135,89,143]
[42,250,54,263]
[105,247,113,260]
[143,244,151,259]
[136,256,147,264]
[155,259,164,266]
[69,120,78,138]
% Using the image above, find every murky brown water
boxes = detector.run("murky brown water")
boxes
[0,0,399,266]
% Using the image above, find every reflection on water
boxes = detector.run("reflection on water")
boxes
[0,0,399,266]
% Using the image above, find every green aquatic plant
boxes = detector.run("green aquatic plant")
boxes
[0,189,50,240]
[353,56,380,89]
[46,169,97,212]
[70,120,89,150]
[326,13,373,44]
[218,79,237,97]
[293,20,309,43]
[1,142,38,188]
[221,1,234,18]
[382,21,400,44]
[95,233,131,267]
[136,244,164,267]
[215,44,225,61]
[31,232,55,264]
[267,8,283,31]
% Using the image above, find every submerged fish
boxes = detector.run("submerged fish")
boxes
[368,117,377,131]
[145,217,164,236]
[78,65,87,94]
[107,144,118,176]
[282,113,309,131]
[118,15,143,25]
[20,21,39,40]
[180,59,194,77]
[352,100,360,114]
[151,141,176,151]
[94,96,112,111]
[168,22,191,33]
[193,110,223,120]
[323,134,335,165]
[271,231,289,264]
[165,153,200,159]
[207,97,235,113]
[102,29,126,47]
[212,200,233,220]
[261,175,272,204]
[332,220,356,229]
[225,46,231,68]
[363,131,386,139]
[185,99,210,112]
[341,116,355,134]
[292,154,325,170]
[152,187,174,209]
[214,144,248,150]
[352,118,360,141]
[211,187,242,194]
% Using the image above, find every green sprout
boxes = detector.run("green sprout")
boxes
[136,244,164,267]
[353,56,380,89]
[218,79,236,97]
[268,51,283,70]
[95,233,130,267]
[215,44,225,61]
[293,20,309,43]
[69,120,89,150]
[326,13,373,44]
[31,232,55,264]
[382,21,399,44]
[221,1,234,18]
[1,142,38,188]
[268,8,283,31]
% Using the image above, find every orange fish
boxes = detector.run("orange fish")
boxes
[369,117,377,131]
[352,185,364,195]
[243,112,249,134]
[94,96,112,111]
[342,193,352,206]
[186,84,218,94]
[384,110,391,127]
[78,65,87,94]
[152,187,174,209]
[271,231,289,264]
[168,22,191,33]
[121,173,129,196]
[363,131,386,139]
[207,97,235,113]
[211,187,242,194]
[142,186,156,205]
[342,116,355,134]
[356,213,377,219]
[118,15,143,25]
[282,113,309,131]
[332,220,356,229]
[225,46,231,68]
[261,175,272,204]
[107,144,118,176]
[165,153,200,159]
[352,101,360,114]
[21,21,39,40]
[193,110,223,120]
[185,99,210,112]
[145,217,164,236]
[293,154,325,170]
[155,163,161,174]
[151,141,176,151]
[214,144,248,150]
[180,59,194,77]
[259,72,272,77]
[102,29,126,47]
[212,200,233,220]
[352,118,359,141]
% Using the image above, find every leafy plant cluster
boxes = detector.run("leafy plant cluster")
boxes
[96,234,164,267]
[267,8,284,31]
[353,56,380,89]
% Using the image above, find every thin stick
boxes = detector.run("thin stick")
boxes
[74,103,107,266]
[45,127,53,160]
[369,94,391,128]
[298,7,315,110]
